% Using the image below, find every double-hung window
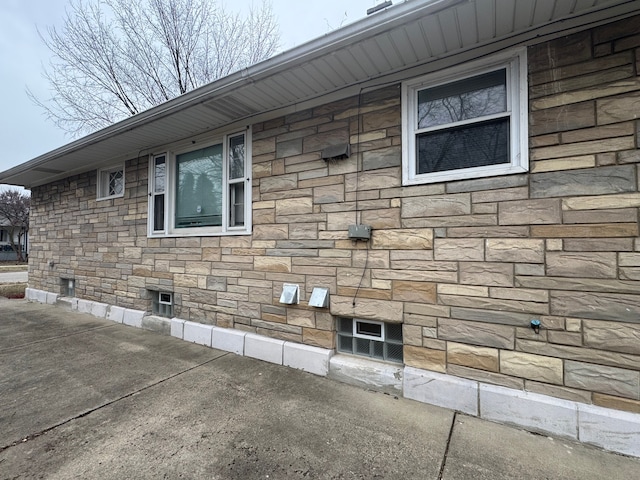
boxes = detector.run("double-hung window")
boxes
[97,165,125,200]
[402,49,527,185]
[149,129,251,236]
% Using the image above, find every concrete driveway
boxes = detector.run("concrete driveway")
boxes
[1,297,639,479]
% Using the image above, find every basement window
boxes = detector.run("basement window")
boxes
[336,317,403,363]
[97,165,125,200]
[151,291,174,318]
[60,278,75,297]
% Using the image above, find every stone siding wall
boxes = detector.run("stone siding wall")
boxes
[29,16,640,413]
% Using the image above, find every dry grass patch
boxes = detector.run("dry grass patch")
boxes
[0,283,27,299]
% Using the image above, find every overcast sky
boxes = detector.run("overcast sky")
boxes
[0,0,383,190]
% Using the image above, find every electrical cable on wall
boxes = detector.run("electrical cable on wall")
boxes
[350,80,401,307]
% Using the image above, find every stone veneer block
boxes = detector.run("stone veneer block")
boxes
[212,327,246,355]
[183,321,213,347]
[245,333,284,365]
[479,384,578,439]
[404,367,479,415]
[107,306,125,323]
[170,318,185,339]
[283,342,332,376]
[530,165,636,198]
[122,309,144,329]
[578,403,640,457]
[328,355,402,395]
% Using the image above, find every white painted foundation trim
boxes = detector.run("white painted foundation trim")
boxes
[212,327,246,355]
[245,333,284,365]
[399,365,640,457]
[284,342,333,376]
[404,367,478,416]
[46,292,59,305]
[141,315,171,335]
[183,321,213,347]
[24,288,640,457]
[122,309,145,328]
[77,299,109,318]
[107,306,125,323]
[328,355,403,395]
[170,318,185,339]
[578,403,640,457]
[480,383,578,440]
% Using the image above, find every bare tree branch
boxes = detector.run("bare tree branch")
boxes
[30,0,280,136]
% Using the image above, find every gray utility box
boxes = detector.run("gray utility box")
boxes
[348,224,371,241]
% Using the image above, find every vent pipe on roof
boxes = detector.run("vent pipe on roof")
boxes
[367,1,393,15]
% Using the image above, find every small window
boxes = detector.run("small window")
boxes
[151,291,173,318]
[60,278,75,297]
[402,48,527,185]
[337,318,403,363]
[97,165,125,199]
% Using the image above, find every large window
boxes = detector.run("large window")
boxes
[149,130,251,236]
[97,165,125,200]
[402,49,527,185]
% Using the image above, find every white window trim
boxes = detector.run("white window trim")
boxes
[402,48,528,186]
[353,319,385,341]
[148,128,252,237]
[97,164,125,200]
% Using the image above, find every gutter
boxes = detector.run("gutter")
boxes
[0,0,464,182]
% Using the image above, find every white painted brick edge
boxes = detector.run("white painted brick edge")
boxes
[283,342,332,376]
[578,403,640,457]
[212,327,246,355]
[183,320,213,347]
[170,318,185,339]
[328,355,403,395]
[245,333,284,365]
[404,366,478,416]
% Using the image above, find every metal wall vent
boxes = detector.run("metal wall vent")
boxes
[309,287,329,308]
[279,284,300,305]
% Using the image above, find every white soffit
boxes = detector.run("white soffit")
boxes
[1,0,638,188]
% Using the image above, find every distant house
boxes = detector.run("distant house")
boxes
[0,216,28,261]
[1,0,640,456]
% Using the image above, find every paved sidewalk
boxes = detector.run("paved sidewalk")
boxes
[1,297,639,479]
[0,271,27,283]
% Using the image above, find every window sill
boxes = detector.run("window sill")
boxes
[403,162,528,186]
[96,193,125,201]
[147,229,252,238]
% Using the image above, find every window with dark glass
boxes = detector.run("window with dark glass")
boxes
[402,49,527,185]
[416,69,509,174]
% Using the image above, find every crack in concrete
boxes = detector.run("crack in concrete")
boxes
[0,352,229,453]
[437,411,457,480]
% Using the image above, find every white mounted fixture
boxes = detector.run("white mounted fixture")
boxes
[279,284,300,305]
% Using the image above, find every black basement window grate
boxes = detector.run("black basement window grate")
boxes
[336,317,403,364]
